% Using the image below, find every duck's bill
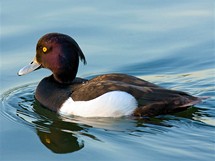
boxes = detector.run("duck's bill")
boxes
[18,59,41,76]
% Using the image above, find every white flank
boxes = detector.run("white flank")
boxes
[58,91,137,117]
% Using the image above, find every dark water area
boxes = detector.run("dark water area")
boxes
[0,0,215,161]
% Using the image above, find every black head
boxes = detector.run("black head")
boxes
[18,33,87,84]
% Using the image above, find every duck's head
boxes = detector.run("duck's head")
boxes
[18,33,87,84]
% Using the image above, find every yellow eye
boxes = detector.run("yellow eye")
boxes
[43,47,48,53]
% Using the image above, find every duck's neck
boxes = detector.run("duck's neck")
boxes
[53,54,79,84]
[53,69,77,84]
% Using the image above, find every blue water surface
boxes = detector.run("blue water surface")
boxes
[0,0,215,161]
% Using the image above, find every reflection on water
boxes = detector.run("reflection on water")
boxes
[36,124,84,154]
[1,79,214,155]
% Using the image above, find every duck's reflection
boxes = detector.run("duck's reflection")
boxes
[17,100,86,154]
[36,126,84,154]
[37,128,84,153]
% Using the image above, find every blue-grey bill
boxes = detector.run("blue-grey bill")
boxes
[18,59,41,76]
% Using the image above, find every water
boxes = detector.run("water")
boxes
[0,0,215,161]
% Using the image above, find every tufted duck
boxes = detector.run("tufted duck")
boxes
[18,33,202,117]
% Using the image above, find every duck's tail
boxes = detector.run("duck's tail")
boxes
[179,96,208,107]
[134,89,208,117]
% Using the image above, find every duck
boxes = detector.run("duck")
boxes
[18,33,202,117]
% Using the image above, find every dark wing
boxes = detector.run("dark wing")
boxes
[71,73,156,101]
